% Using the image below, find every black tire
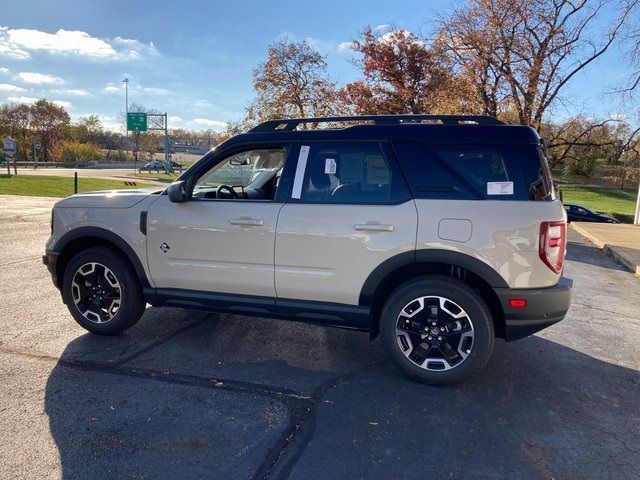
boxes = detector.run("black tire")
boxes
[62,246,145,335]
[380,275,494,385]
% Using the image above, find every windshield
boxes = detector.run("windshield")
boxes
[195,148,286,189]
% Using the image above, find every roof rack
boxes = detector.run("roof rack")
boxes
[249,114,504,132]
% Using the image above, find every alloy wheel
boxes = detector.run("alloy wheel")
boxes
[395,296,475,371]
[71,262,122,324]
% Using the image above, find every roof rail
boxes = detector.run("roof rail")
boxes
[249,114,504,132]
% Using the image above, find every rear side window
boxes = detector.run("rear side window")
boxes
[297,142,410,204]
[521,146,555,201]
[392,140,550,201]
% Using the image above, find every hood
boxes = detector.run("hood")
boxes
[597,214,619,223]
[54,187,162,209]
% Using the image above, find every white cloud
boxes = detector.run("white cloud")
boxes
[143,87,171,96]
[7,95,38,104]
[57,88,88,96]
[5,95,71,109]
[17,72,63,84]
[337,41,354,52]
[6,27,115,58]
[373,24,391,33]
[192,99,214,109]
[0,83,26,93]
[103,85,120,93]
[193,118,226,129]
[0,67,9,73]
[0,25,158,61]
[169,115,183,123]
[52,99,72,108]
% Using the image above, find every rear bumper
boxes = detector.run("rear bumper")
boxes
[42,251,60,288]
[495,277,572,341]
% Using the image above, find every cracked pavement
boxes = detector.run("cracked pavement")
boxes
[0,194,639,480]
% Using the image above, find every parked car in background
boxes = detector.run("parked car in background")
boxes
[170,160,183,169]
[564,204,620,223]
[142,160,168,172]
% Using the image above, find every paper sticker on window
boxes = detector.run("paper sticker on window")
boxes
[324,158,337,174]
[487,181,514,195]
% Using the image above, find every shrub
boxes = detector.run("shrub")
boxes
[104,149,132,162]
[58,141,103,164]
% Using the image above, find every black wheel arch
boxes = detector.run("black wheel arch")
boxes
[51,227,150,290]
[360,249,508,340]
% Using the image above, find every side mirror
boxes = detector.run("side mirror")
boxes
[167,181,188,203]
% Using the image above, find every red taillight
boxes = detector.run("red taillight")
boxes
[539,221,566,274]
[508,299,527,308]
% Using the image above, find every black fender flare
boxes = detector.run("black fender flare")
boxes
[359,249,509,306]
[52,226,150,288]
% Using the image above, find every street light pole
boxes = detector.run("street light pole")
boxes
[123,78,129,116]
[634,178,640,225]
[123,78,129,138]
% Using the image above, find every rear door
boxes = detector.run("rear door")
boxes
[274,140,417,307]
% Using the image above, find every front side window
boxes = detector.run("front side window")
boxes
[298,142,404,204]
[193,147,287,200]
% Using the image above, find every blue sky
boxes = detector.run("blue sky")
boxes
[0,0,633,131]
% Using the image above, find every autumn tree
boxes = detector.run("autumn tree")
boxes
[439,0,638,130]
[341,27,469,115]
[220,38,340,139]
[76,115,103,144]
[29,99,71,162]
[618,1,640,110]
[0,103,31,161]
[253,38,339,120]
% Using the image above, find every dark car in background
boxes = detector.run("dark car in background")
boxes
[564,203,620,223]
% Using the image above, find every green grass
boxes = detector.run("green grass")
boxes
[133,171,180,182]
[559,185,637,216]
[0,174,156,198]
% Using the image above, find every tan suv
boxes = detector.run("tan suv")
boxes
[43,115,571,384]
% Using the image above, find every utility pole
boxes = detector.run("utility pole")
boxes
[634,178,640,225]
[123,78,129,141]
[164,112,171,172]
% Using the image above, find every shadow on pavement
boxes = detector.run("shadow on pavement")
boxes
[565,240,625,271]
[276,336,640,480]
[44,306,640,480]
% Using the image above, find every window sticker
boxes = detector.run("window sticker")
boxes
[291,145,310,199]
[487,181,514,195]
[324,158,337,174]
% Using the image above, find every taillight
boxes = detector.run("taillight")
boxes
[539,221,566,274]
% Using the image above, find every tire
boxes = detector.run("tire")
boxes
[62,246,145,335]
[380,275,494,385]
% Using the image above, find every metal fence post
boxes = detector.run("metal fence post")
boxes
[74,172,78,194]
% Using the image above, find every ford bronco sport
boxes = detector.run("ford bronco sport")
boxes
[43,115,571,384]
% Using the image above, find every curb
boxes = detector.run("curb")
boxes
[570,223,640,277]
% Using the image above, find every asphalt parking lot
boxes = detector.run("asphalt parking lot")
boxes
[0,194,639,480]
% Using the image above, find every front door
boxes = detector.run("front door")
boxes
[146,145,292,297]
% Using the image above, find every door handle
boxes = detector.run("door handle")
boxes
[354,223,395,232]
[230,218,264,226]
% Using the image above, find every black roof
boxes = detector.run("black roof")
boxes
[224,115,541,147]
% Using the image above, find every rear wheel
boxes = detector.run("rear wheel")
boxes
[62,247,145,335]
[380,276,494,385]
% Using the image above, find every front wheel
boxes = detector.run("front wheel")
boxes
[62,247,145,335]
[380,276,494,385]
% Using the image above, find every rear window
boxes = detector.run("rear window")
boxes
[392,140,553,201]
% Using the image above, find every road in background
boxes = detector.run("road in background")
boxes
[1,195,638,480]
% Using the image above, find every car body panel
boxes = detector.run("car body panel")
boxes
[46,193,159,287]
[414,199,567,288]
[274,201,418,305]
[146,194,283,297]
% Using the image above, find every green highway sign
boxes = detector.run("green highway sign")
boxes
[127,112,147,132]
